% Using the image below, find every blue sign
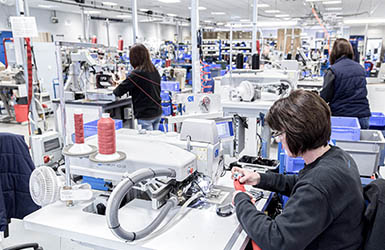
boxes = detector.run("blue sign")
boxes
[187,96,194,102]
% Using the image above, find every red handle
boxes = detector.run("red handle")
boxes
[234,179,262,250]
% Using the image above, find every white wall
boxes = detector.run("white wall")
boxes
[0,3,191,45]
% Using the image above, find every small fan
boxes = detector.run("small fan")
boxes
[30,166,93,206]
[29,166,64,206]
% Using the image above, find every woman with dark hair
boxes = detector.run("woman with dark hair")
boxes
[232,90,364,250]
[320,38,371,128]
[113,44,162,130]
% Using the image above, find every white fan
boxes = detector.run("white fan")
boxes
[237,81,255,102]
[30,166,93,206]
[29,166,64,206]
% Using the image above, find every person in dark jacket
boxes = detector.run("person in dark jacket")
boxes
[113,44,162,130]
[0,133,40,232]
[232,90,365,250]
[320,38,371,128]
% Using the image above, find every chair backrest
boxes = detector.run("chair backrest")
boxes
[363,178,385,250]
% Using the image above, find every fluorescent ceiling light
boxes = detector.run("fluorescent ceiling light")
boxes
[204,20,212,23]
[305,0,323,2]
[276,14,289,17]
[326,7,342,11]
[139,8,149,12]
[231,16,241,19]
[258,20,297,27]
[205,26,214,29]
[158,0,180,3]
[323,0,342,4]
[211,12,226,15]
[344,18,385,24]
[264,10,280,13]
[102,1,117,6]
[240,19,250,22]
[38,4,55,8]
[84,10,101,14]
[217,22,224,25]
[167,13,177,17]
[116,14,131,18]
[257,3,270,8]
[188,6,207,10]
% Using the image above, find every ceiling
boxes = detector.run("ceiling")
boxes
[12,0,385,27]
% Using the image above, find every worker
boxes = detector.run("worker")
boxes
[320,38,371,128]
[113,44,162,130]
[232,90,364,250]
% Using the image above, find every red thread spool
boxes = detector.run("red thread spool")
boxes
[97,113,116,155]
[74,113,85,144]
[118,39,124,51]
[91,36,97,44]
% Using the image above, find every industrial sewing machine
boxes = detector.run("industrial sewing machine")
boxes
[57,119,225,242]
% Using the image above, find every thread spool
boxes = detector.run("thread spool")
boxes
[91,36,97,44]
[236,53,244,69]
[252,53,260,70]
[74,112,85,144]
[118,39,124,51]
[97,113,116,155]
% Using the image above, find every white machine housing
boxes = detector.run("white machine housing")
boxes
[30,131,62,167]
[68,119,222,184]
[174,93,222,115]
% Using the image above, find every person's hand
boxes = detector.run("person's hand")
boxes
[231,167,261,186]
[232,191,257,206]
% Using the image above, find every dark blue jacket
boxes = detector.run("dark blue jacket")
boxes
[321,56,371,118]
[0,133,40,232]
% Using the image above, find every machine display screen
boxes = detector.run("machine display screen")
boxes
[44,138,60,153]
[216,121,234,139]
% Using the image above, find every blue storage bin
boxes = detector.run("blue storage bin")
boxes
[83,176,111,191]
[161,81,180,92]
[162,104,172,116]
[331,116,361,141]
[369,112,385,127]
[284,153,305,174]
[160,91,171,102]
[72,119,123,142]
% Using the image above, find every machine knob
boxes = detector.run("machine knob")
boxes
[96,203,106,215]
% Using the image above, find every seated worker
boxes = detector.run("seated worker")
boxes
[320,38,371,129]
[232,90,365,250]
[113,44,162,130]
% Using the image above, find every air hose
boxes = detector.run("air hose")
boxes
[106,168,177,241]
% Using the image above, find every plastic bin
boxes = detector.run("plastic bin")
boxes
[285,154,305,174]
[14,104,28,123]
[369,112,385,127]
[331,116,361,141]
[161,81,180,92]
[335,130,385,177]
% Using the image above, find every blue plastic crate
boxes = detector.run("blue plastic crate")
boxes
[160,91,171,102]
[162,104,172,116]
[72,119,123,142]
[284,153,305,174]
[369,112,385,127]
[161,81,180,92]
[331,116,361,141]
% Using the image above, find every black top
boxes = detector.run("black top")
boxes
[320,56,371,118]
[113,70,162,119]
[234,146,365,250]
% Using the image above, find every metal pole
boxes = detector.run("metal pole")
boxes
[131,0,138,44]
[81,7,86,42]
[252,0,259,54]
[229,24,233,86]
[364,23,369,62]
[106,18,110,47]
[55,43,73,206]
[191,0,200,94]
[176,21,179,63]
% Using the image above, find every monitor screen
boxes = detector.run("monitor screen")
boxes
[44,138,60,153]
[216,121,234,139]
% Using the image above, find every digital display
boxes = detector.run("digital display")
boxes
[44,138,60,153]
[216,121,234,139]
